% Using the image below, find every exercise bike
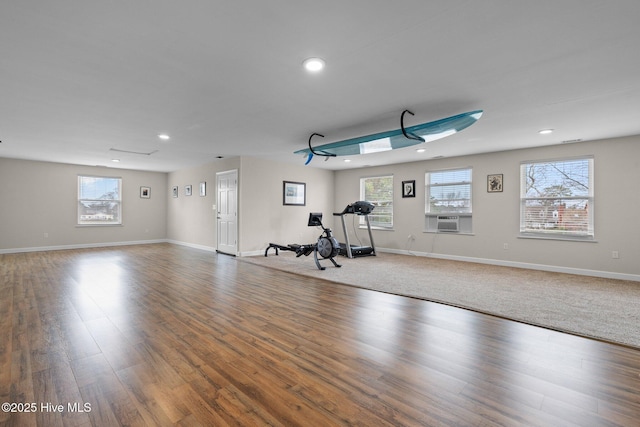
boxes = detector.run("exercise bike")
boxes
[265,212,341,270]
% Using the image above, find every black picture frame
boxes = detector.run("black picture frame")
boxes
[402,180,416,198]
[487,174,503,192]
[283,181,306,206]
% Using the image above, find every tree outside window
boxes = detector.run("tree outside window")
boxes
[360,175,393,228]
[520,157,593,238]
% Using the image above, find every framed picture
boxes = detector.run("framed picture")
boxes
[199,181,206,197]
[283,181,306,206]
[140,186,151,199]
[185,185,192,196]
[172,186,179,198]
[402,180,416,198]
[487,174,503,192]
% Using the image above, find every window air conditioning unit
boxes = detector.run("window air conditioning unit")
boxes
[436,215,459,232]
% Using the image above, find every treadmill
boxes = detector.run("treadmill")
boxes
[333,201,376,258]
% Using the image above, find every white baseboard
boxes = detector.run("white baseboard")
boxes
[2,239,226,256]
[378,248,640,282]
[0,239,169,254]
[166,240,217,253]
[240,250,266,257]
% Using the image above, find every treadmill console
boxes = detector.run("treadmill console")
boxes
[334,201,375,216]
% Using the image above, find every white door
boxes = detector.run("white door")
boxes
[216,169,238,255]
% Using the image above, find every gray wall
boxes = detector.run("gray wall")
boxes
[2,134,638,280]
[334,135,640,279]
[166,156,335,255]
[0,158,167,252]
[238,156,335,255]
[166,157,241,250]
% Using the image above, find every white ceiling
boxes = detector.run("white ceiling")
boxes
[2,1,640,172]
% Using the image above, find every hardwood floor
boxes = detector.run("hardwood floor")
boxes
[1,243,639,426]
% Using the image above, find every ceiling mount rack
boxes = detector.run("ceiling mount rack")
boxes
[401,110,426,142]
[305,132,336,164]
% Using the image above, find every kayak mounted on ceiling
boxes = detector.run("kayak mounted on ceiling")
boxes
[296,109,483,165]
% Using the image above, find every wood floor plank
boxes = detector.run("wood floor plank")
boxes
[84,317,146,373]
[0,280,13,392]
[2,244,640,426]
[79,382,135,427]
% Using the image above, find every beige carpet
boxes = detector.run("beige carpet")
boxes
[241,251,640,349]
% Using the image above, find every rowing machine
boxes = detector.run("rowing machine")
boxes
[265,212,341,270]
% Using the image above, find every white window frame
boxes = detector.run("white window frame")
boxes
[77,175,122,226]
[425,167,473,233]
[360,175,393,229]
[519,156,594,240]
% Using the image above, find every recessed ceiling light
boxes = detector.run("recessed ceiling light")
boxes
[111,159,120,163]
[538,129,554,135]
[158,134,170,140]
[416,148,426,153]
[344,159,351,163]
[303,57,325,73]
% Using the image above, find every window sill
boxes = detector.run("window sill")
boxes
[361,226,394,231]
[518,234,596,243]
[76,224,123,227]
[424,231,475,236]
[425,213,472,217]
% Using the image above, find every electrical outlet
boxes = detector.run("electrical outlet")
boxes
[503,243,509,250]
[44,232,48,238]
[612,251,619,259]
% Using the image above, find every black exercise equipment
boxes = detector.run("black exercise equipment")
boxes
[265,212,341,270]
[333,201,376,258]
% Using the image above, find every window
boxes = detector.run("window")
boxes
[520,157,593,239]
[426,168,472,213]
[425,168,472,233]
[78,175,122,225]
[360,175,393,228]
